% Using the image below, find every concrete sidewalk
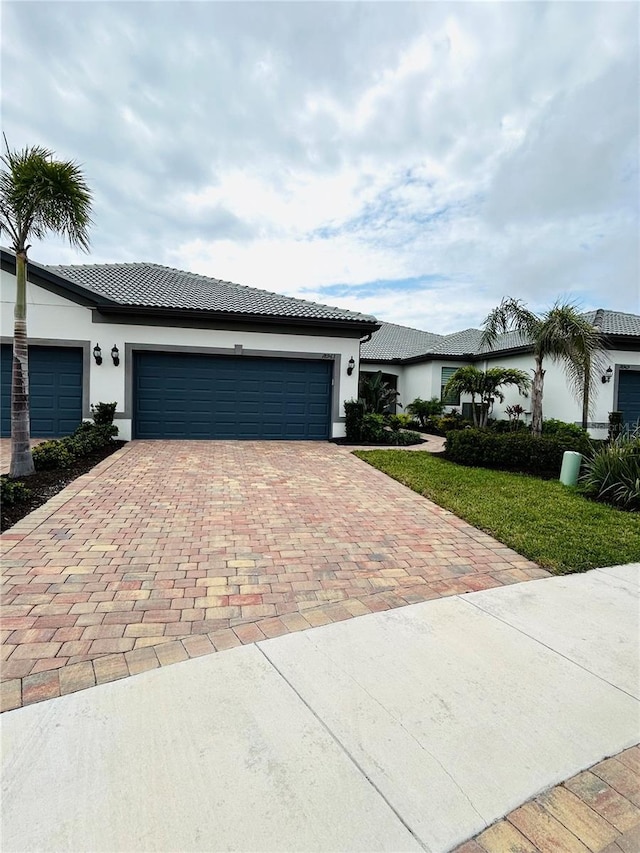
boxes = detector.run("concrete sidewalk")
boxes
[2,565,638,852]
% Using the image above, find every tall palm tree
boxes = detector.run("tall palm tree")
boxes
[0,141,92,476]
[444,365,530,427]
[480,298,604,436]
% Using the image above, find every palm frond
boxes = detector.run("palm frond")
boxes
[1,142,92,252]
[540,302,606,407]
[480,297,539,350]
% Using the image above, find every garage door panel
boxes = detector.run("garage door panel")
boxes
[0,345,83,437]
[133,352,331,440]
[618,371,640,427]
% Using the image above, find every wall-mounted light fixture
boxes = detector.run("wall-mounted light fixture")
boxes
[111,345,120,367]
[601,366,613,384]
[347,356,355,376]
[93,344,103,365]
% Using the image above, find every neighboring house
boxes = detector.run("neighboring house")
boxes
[0,249,378,440]
[361,312,640,438]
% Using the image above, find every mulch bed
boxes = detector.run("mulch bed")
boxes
[1,441,126,533]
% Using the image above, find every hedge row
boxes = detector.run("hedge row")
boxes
[444,428,591,477]
[32,422,118,471]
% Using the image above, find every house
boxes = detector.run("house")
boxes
[0,249,378,440]
[361,312,640,437]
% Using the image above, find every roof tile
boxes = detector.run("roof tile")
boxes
[47,261,377,325]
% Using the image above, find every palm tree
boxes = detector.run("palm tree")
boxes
[481,298,604,436]
[0,141,92,476]
[444,365,531,428]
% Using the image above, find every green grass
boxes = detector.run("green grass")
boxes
[354,450,640,575]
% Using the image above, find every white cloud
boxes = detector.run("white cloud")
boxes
[2,1,638,331]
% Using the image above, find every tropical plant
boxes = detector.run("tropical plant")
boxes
[481,298,605,436]
[580,429,640,510]
[443,366,530,428]
[359,371,400,414]
[0,140,92,476]
[405,397,445,428]
[505,404,525,430]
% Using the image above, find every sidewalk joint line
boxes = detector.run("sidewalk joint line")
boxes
[255,641,431,852]
[460,593,640,704]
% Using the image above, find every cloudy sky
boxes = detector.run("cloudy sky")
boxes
[2,1,638,332]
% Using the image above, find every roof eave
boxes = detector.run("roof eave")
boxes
[98,303,381,333]
[1,248,120,309]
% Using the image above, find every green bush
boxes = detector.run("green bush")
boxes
[32,440,74,470]
[542,419,591,454]
[438,411,470,433]
[488,419,528,434]
[32,422,118,471]
[1,476,31,506]
[344,400,365,442]
[580,431,640,510]
[405,397,445,428]
[445,428,590,476]
[91,401,117,425]
[384,429,423,446]
[362,413,386,442]
[387,413,413,431]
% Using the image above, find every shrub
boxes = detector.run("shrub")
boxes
[32,440,74,470]
[344,400,365,442]
[32,422,118,471]
[405,397,445,428]
[343,401,422,445]
[445,428,590,477]
[580,431,640,509]
[438,411,470,433]
[1,476,31,506]
[542,419,591,454]
[361,413,386,443]
[488,419,528,434]
[91,401,117,426]
[387,413,413,431]
[384,429,423,446]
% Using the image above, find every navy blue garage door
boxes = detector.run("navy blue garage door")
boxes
[1,344,83,437]
[134,351,332,440]
[618,370,640,428]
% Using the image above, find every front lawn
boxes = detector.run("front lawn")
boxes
[354,450,640,574]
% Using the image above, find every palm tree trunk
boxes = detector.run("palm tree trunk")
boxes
[10,250,34,477]
[531,355,545,437]
[581,356,590,430]
[471,393,478,427]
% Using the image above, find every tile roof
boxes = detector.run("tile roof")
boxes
[432,328,486,357]
[46,261,378,325]
[583,309,640,337]
[362,309,640,362]
[360,322,444,360]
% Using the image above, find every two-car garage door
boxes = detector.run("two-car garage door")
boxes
[133,351,332,440]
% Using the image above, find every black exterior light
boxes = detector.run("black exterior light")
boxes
[93,344,103,365]
[347,356,355,376]
[111,345,120,367]
[601,366,613,384]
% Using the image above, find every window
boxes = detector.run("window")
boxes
[441,367,460,405]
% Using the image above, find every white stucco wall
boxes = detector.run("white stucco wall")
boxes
[1,269,364,440]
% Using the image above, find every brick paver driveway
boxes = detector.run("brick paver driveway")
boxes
[1,441,548,711]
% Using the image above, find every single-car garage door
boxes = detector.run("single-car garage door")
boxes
[618,369,640,429]
[1,344,83,437]
[133,351,332,440]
